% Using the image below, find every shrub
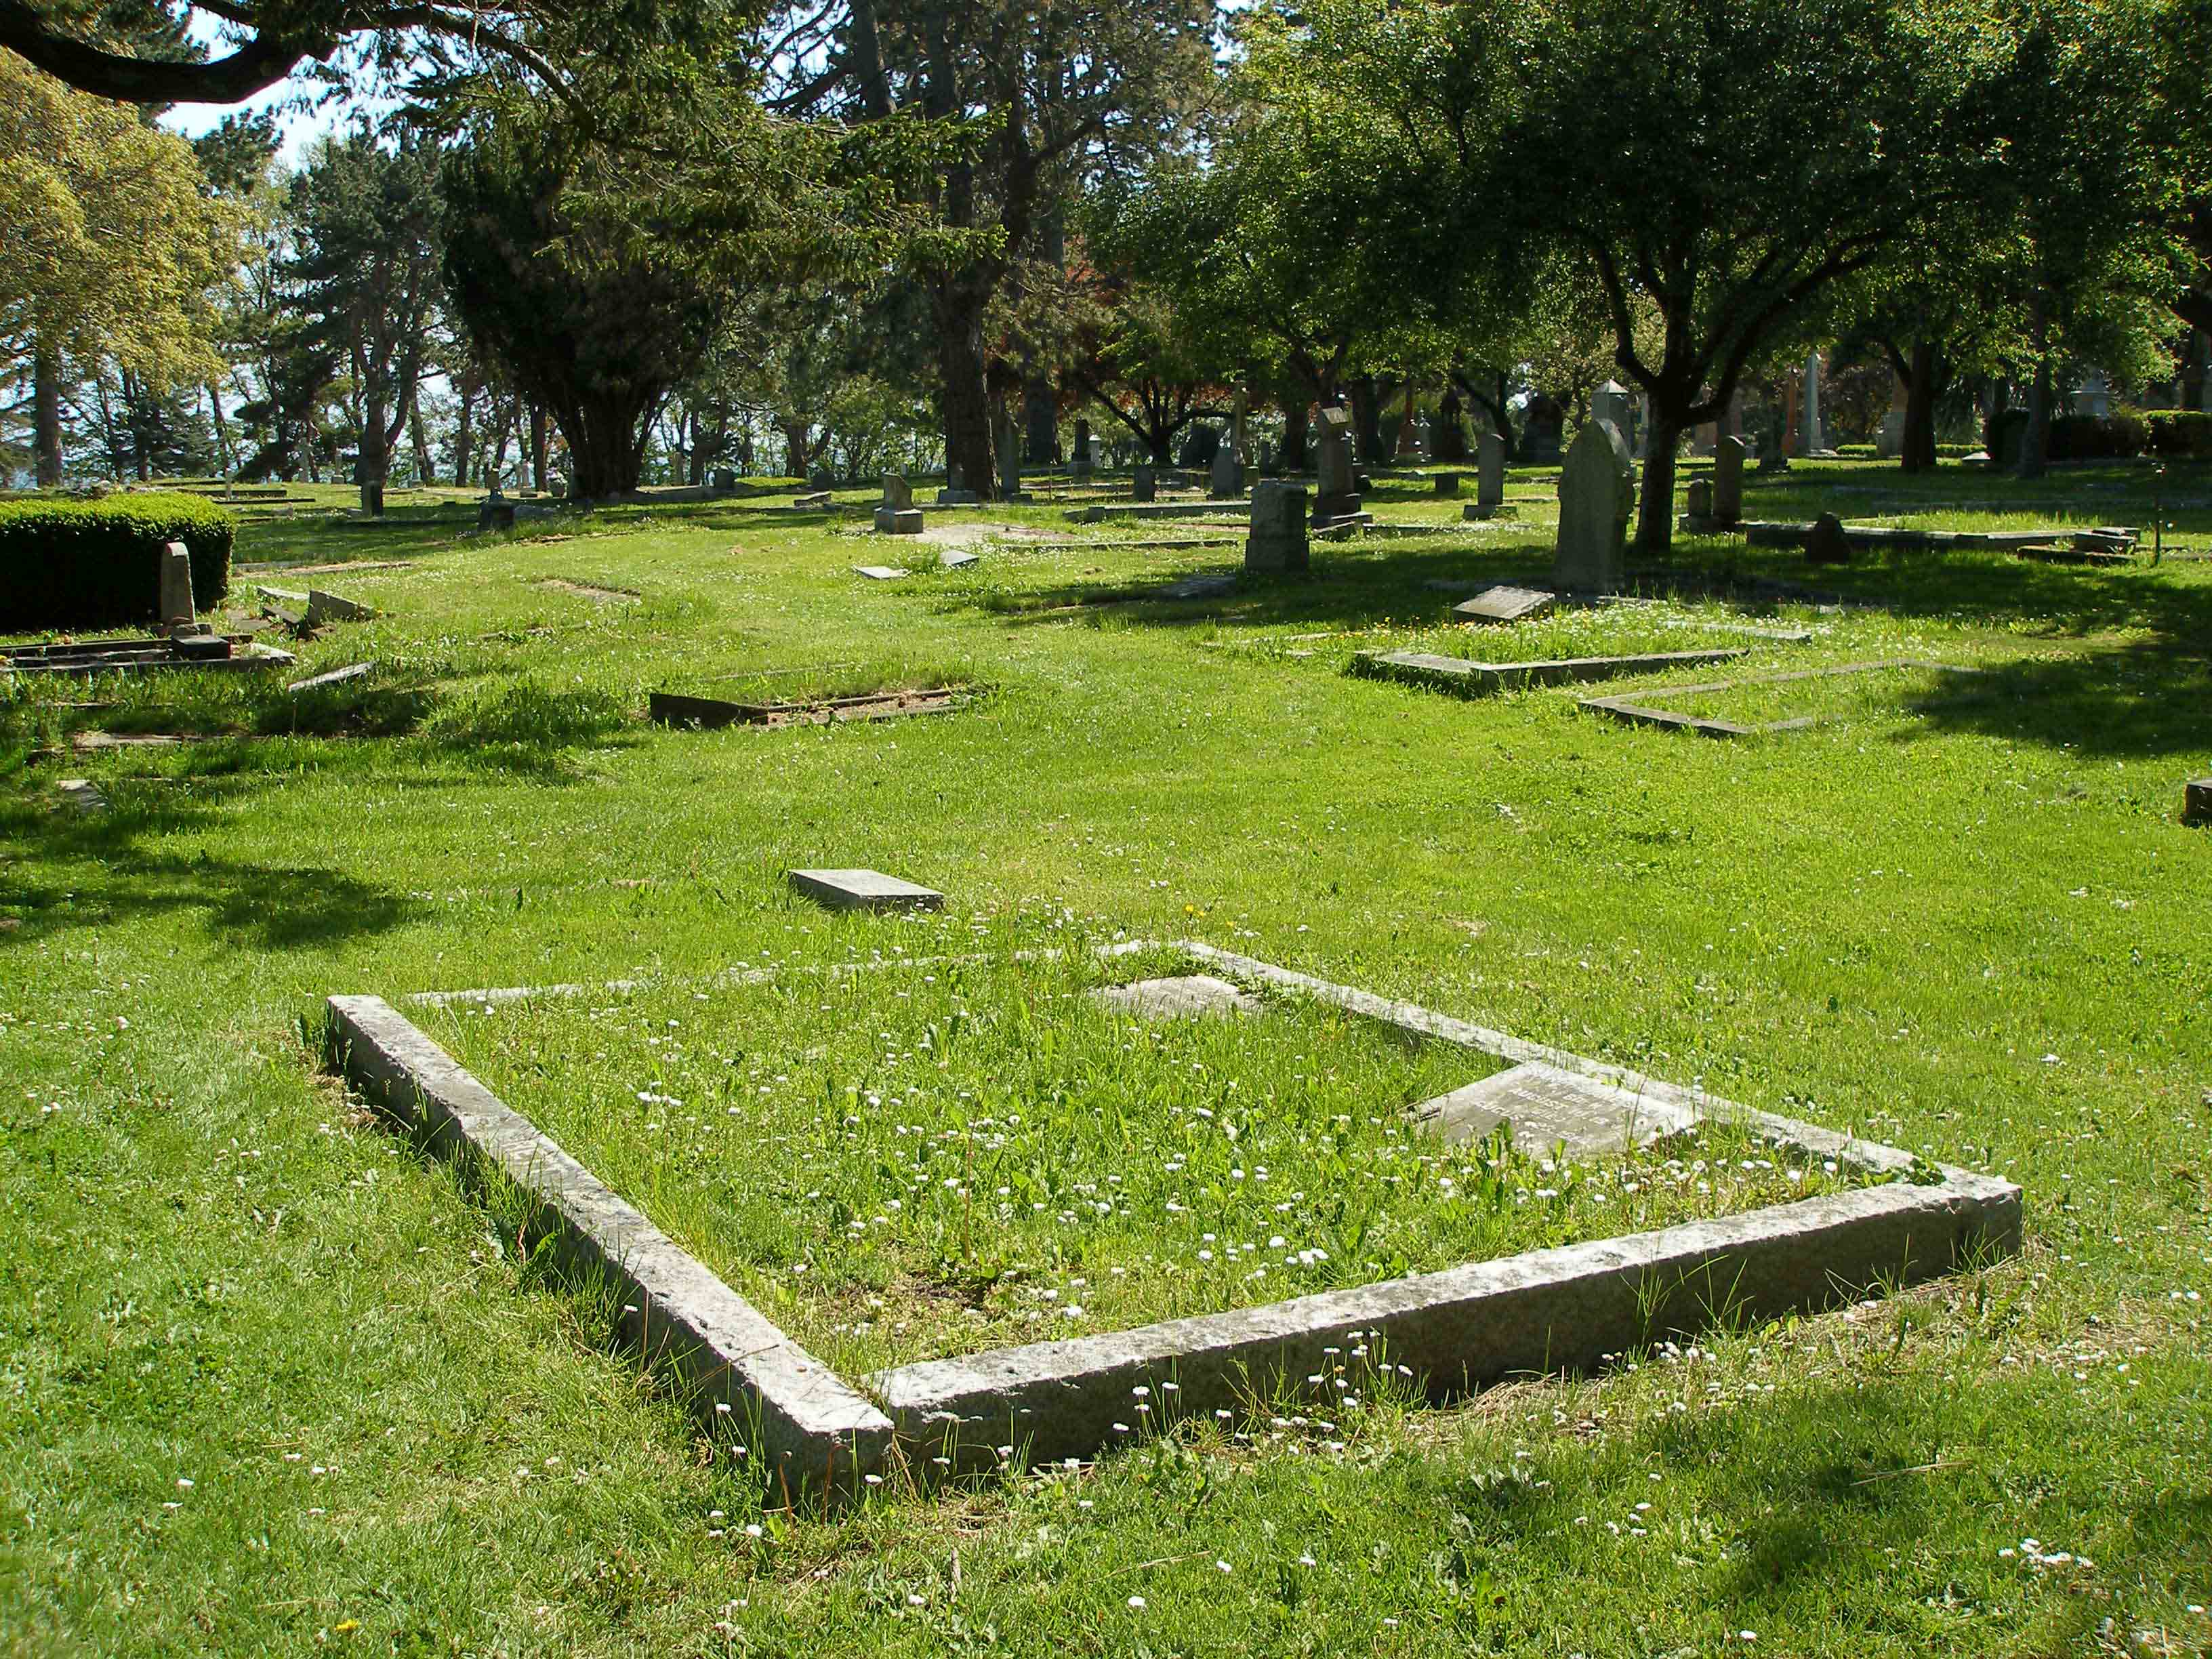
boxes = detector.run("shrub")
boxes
[2144,409,2212,458]
[0,493,235,634]
[1984,409,2147,464]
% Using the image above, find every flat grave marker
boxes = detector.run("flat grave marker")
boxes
[1411,1062,1699,1157]
[1090,974,1263,1021]
[1354,646,1745,697]
[787,868,945,912]
[1453,584,1555,624]
[852,565,909,581]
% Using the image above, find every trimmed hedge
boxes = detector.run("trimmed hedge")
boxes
[1986,409,2148,464]
[2144,409,2212,458]
[0,493,235,634]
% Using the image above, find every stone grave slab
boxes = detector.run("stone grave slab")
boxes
[793,491,832,508]
[1160,574,1238,600]
[1089,975,1261,1021]
[1453,584,1555,624]
[853,565,910,580]
[939,550,980,571]
[2184,777,2211,827]
[288,661,374,693]
[306,588,374,623]
[787,869,945,912]
[874,508,924,535]
[1410,1061,1699,1157]
[1353,646,1744,696]
[56,779,107,814]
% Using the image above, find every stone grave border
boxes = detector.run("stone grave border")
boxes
[1578,659,1984,739]
[327,940,2020,1501]
[1351,646,1746,697]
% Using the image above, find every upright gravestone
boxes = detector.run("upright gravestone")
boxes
[1071,419,1093,477]
[1553,419,1635,592]
[1713,436,1748,527]
[937,466,977,506]
[1591,381,1633,445]
[1210,443,1246,500]
[1520,395,1564,463]
[875,474,922,534]
[996,424,1022,501]
[1246,481,1310,574]
[710,467,736,492]
[1132,465,1157,503]
[1877,410,1906,460]
[1313,407,1360,523]
[1478,430,1505,512]
[159,541,196,634]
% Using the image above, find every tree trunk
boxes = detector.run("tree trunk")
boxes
[206,380,231,478]
[933,284,996,497]
[453,387,474,487]
[2016,308,2052,481]
[359,384,389,514]
[409,391,432,485]
[781,418,812,480]
[1900,341,1944,474]
[2180,331,2207,411]
[1281,398,1310,472]
[557,395,653,498]
[1635,412,1681,554]
[1434,388,1468,462]
[531,405,550,490]
[1347,375,1385,463]
[33,342,64,487]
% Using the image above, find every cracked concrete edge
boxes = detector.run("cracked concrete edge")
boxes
[324,994,894,1496]
[872,1173,2022,1474]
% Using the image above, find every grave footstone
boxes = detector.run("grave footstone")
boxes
[1453,584,1555,623]
[1090,975,1260,1020]
[1246,480,1310,575]
[787,868,944,912]
[2185,777,2212,827]
[1553,418,1635,592]
[1713,436,1748,527]
[1409,1061,1699,1156]
[1805,512,1851,565]
[1132,466,1157,503]
[1313,407,1360,523]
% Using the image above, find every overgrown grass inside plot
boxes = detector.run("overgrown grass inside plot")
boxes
[426,945,1867,1378]
[665,655,979,710]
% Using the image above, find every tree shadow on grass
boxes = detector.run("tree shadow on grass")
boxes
[0,810,416,949]
[1899,638,2212,760]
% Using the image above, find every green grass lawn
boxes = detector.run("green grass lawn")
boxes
[2,457,2209,1655]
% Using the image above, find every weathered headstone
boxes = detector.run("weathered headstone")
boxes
[1210,444,1246,500]
[936,467,977,506]
[882,474,914,510]
[1452,584,1555,623]
[1805,512,1851,565]
[478,499,516,531]
[1132,466,1157,503]
[1071,419,1093,476]
[710,467,736,492]
[1591,381,1633,443]
[996,424,1022,502]
[1478,430,1505,511]
[159,541,196,634]
[1313,407,1360,523]
[1246,480,1310,575]
[1552,419,1635,591]
[1520,396,1563,464]
[1877,409,1906,460]
[1090,975,1259,1021]
[787,868,944,912]
[1713,436,1748,527]
[1683,478,1714,525]
[1433,472,1461,497]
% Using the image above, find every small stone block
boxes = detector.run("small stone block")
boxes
[794,491,832,508]
[853,565,910,580]
[939,550,980,570]
[287,661,373,693]
[787,868,945,912]
[1410,1061,1699,1157]
[1453,584,1555,624]
[1090,975,1261,1021]
[874,508,924,535]
[2185,777,2212,827]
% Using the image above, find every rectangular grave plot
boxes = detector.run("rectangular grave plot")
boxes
[1352,646,1745,697]
[1579,659,1985,738]
[1,636,294,676]
[405,947,1914,1396]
